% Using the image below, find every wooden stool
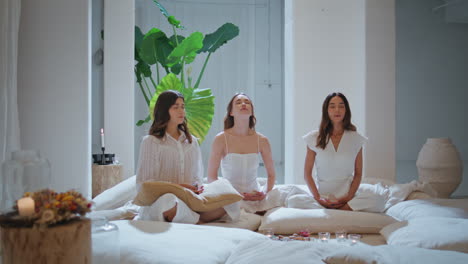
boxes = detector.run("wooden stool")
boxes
[1,219,91,264]
[92,164,123,198]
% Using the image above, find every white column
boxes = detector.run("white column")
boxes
[365,0,396,184]
[18,0,92,196]
[103,0,135,179]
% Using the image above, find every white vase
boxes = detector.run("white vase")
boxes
[416,138,463,198]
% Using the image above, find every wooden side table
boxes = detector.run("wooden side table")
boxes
[92,164,123,198]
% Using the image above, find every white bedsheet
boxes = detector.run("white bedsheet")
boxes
[105,220,268,264]
[225,239,468,264]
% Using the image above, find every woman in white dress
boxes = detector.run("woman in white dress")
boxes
[136,90,229,224]
[302,92,367,211]
[207,93,278,213]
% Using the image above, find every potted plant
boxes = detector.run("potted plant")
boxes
[135,0,239,143]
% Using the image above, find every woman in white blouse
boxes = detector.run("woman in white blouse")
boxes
[136,90,227,224]
[302,92,367,211]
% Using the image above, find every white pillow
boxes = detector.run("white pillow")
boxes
[380,217,468,253]
[385,199,468,221]
[259,207,397,235]
[93,175,137,210]
[324,244,468,264]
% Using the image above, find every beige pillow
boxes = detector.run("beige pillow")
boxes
[259,207,397,235]
[133,178,243,212]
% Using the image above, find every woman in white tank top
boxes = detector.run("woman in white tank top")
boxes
[207,93,277,213]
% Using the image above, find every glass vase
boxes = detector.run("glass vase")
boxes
[91,217,120,264]
[1,150,51,213]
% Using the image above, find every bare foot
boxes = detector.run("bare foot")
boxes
[162,204,178,222]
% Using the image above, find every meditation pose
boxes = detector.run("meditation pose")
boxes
[301,92,367,211]
[135,90,230,223]
[208,93,282,214]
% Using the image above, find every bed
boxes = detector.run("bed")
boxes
[90,176,468,263]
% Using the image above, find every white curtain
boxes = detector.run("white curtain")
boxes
[0,0,21,166]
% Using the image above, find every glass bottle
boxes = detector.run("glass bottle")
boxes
[0,150,51,213]
[91,217,120,263]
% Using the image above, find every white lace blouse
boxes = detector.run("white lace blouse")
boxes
[136,134,203,191]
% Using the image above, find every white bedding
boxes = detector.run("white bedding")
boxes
[225,239,468,264]
[385,198,468,221]
[106,220,268,264]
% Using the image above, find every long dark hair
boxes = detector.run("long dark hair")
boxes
[149,90,192,143]
[224,93,256,130]
[316,92,356,149]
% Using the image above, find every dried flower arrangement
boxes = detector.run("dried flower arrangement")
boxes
[0,189,92,228]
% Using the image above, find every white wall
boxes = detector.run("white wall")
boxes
[17,0,92,196]
[103,0,135,179]
[396,0,468,196]
[285,0,368,184]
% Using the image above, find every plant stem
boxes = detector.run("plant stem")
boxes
[149,76,158,93]
[194,52,211,89]
[172,25,179,46]
[137,76,150,105]
[156,63,160,85]
[181,55,186,88]
[142,76,153,99]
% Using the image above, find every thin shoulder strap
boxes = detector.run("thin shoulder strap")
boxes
[257,133,260,153]
[223,132,229,153]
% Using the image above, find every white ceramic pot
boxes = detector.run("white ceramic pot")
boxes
[416,138,463,198]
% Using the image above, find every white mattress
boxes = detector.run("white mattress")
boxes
[104,220,268,264]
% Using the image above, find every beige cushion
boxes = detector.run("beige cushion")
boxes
[405,191,432,200]
[380,217,468,253]
[259,207,397,235]
[133,178,243,212]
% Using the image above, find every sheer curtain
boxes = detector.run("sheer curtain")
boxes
[0,0,21,166]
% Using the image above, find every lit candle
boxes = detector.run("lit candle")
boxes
[100,128,105,148]
[318,232,330,242]
[18,197,35,217]
[335,231,347,242]
[348,234,361,245]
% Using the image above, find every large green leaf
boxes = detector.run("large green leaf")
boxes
[169,34,185,47]
[140,28,173,67]
[185,88,215,143]
[166,32,204,67]
[198,23,239,53]
[135,26,144,54]
[148,74,214,143]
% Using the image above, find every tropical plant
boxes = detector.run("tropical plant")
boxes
[134,0,239,143]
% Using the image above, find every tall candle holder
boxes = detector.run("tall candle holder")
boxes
[101,147,106,165]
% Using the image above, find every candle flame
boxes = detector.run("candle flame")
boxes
[100,128,104,135]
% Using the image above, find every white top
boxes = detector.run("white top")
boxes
[220,133,260,193]
[303,130,367,198]
[136,134,203,190]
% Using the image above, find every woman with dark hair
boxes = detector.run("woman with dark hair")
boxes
[207,93,279,214]
[136,90,227,223]
[301,92,367,211]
